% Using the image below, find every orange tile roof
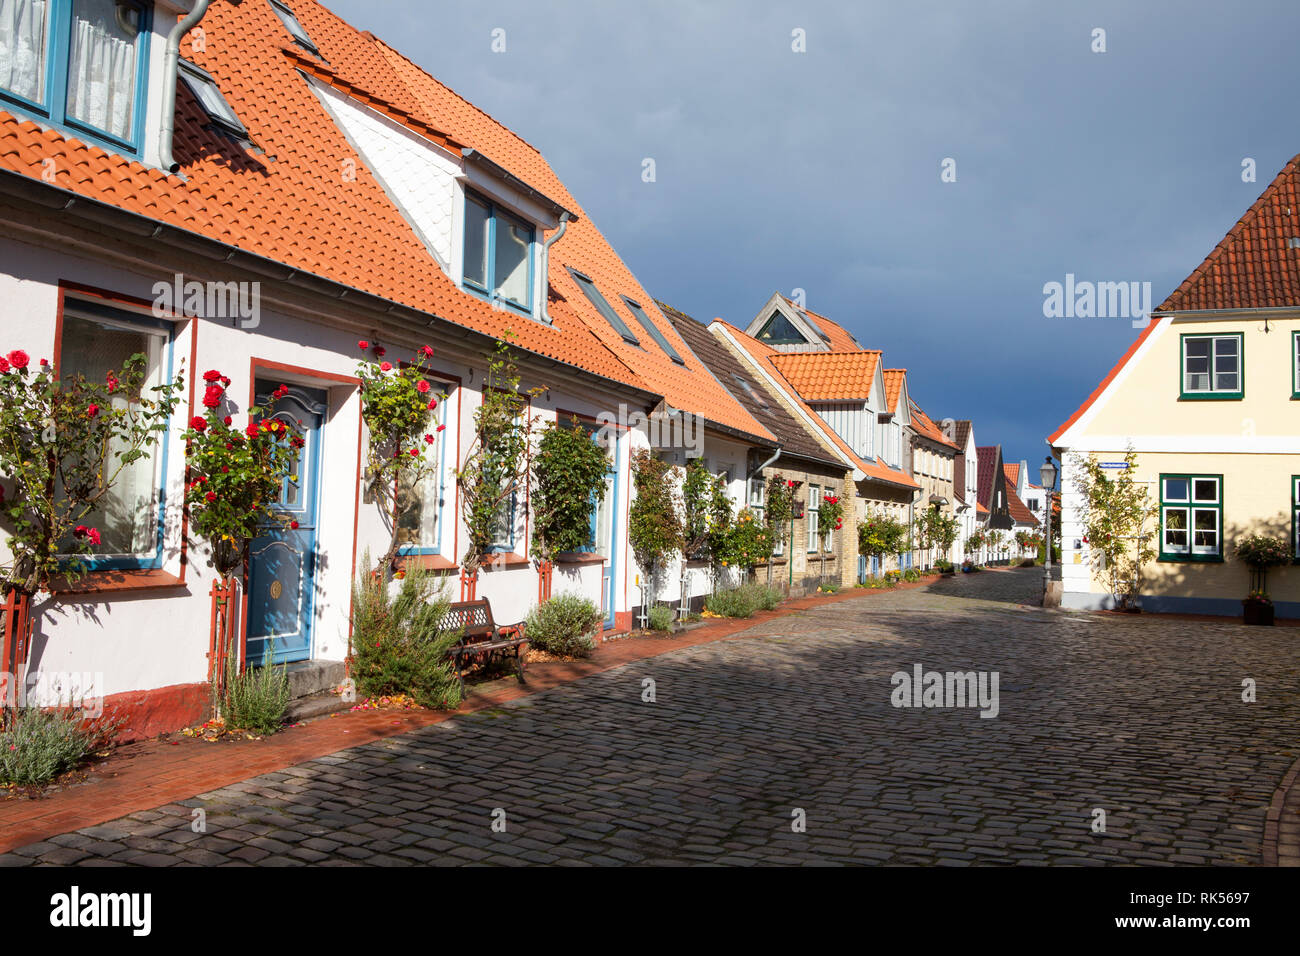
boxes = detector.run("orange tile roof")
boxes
[0,0,771,443]
[908,401,958,451]
[1158,154,1300,312]
[1003,463,1021,486]
[882,369,906,413]
[780,297,862,351]
[715,322,918,491]
[768,350,880,401]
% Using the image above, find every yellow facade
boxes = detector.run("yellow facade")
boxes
[1055,313,1300,615]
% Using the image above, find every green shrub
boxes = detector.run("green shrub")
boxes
[224,643,290,735]
[525,592,602,657]
[903,568,921,582]
[706,586,759,618]
[860,575,895,589]
[935,559,955,573]
[0,708,115,786]
[647,604,675,632]
[350,559,463,708]
[705,583,781,618]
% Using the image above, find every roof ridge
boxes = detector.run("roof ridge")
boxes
[367,33,548,161]
[1158,152,1300,312]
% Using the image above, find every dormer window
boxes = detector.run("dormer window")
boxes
[755,310,806,345]
[269,0,319,56]
[463,190,534,314]
[0,0,152,153]
[178,59,246,139]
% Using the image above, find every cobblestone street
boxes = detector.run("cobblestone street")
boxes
[4,568,1298,866]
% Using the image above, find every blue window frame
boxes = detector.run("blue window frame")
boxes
[395,381,452,557]
[56,298,174,571]
[463,190,535,315]
[0,0,153,156]
[621,296,684,364]
[567,268,638,345]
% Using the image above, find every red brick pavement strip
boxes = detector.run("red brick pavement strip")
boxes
[0,578,940,853]
[1262,754,1300,866]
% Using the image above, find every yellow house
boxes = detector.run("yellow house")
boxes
[1049,155,1300,616]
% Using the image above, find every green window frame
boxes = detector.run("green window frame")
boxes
[1179,332,1243,400]
[1159,474,1223,562]
[1292,332,1300,399]
[1293,476,1300,563]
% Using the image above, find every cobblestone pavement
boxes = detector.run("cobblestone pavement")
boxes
[4,568,1298,866]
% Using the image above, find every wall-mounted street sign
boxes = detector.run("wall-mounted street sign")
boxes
[1099,462,1131,470]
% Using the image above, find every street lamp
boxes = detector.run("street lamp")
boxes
[1040,456,1058,595]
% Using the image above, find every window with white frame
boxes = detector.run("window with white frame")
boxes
[1181,333,1242,398]
[807,483,820,552]
[57,303,172,567]
[1160,474,1222,560]
[1293,332,1300,398]
[464,191,534,314]
[0,0,152,152]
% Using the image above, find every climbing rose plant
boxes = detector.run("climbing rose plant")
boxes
[0,348,183,593]
[627,449,684,606]
[1070,449,1158,610]
[860,510,907,559]
[356,340,445,573]
[713,507,773,572]
[764,473,797,553]
[182,374,302,577]
[456,335,539,576]
[531,417,611,562]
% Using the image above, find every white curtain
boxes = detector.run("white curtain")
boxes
[66,0,136,140]
[0,0,48,103]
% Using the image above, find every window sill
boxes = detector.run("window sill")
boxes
[1178,394,1243,402]
[51,568,184,595]
[482,552,530,570]
[1158,554,1224,564]
[554,552,607,565]
[396,554,457,573]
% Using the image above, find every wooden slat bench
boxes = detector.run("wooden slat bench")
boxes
[445,598,527,698]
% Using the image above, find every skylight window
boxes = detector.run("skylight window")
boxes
[621,297,684,364]
[269,0,320,55]
[179,60,247,138]
[568,269,638,346]
[732,374,771,411]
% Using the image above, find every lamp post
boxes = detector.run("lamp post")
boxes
[1040,456,1058,597]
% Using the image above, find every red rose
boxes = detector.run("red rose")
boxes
[409,448,419,457]
[416,379,430,393]
[380,362,392,372]
[39,358,48,367]
[427,399,438,410]
[205,491,218,503]
[424,433,434,444]
[190,416,208,431]
[203,369,222,382]
[436,424,445,432]
[86,404,99,418]
[420,345,434,358]
[6,350,29,369]
[0,357,9,373]
[87,527,101,546]
[290,520,300,530]
[221,465,229,473]
[220,376,230,387]
[358,340,370,351]
[374,347,386,358]
[223,415,233,426]
[203,395,221,409]
[245,423,260,438]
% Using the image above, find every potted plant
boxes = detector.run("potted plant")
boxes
[1233,534,1290,626]
[1242,590,1274,627]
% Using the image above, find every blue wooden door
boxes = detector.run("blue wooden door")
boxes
[246,384,327,666]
